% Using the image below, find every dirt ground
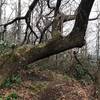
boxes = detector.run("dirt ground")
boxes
[0,66,96,100]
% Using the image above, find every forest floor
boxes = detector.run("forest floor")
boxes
[0,64,97,100]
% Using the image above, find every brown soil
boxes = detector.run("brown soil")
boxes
[0,67,96,100]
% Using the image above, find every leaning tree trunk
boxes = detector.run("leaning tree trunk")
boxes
[0,35,84,85]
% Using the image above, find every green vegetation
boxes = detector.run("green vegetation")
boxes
[0,40,10,55]
[0,92,18,100]
[5,92,18,100]
[0,96,2,100]
[1,74,21,88]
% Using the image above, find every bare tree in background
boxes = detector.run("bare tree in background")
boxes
[17,0,21,43]
[0,0,3,40]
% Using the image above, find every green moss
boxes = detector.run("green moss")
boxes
[38,43,46,48]
[34,43,46,49]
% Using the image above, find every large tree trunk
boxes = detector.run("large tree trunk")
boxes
[0,0,95,88]
[0,35,84,84]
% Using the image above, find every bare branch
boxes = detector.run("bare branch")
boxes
[54,0,62,16]
[47,0,55,9]
[0,17,25,27]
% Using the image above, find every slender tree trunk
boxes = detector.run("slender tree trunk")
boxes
[17,0,21,43]
[95,17,100,99]
[0,0,2,40]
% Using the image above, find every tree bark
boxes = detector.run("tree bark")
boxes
[17,0,21,43]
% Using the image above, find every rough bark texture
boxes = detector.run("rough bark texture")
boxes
[0,0,95,86]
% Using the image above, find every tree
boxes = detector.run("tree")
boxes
[0,0,96,96]
[0,0,5,40]
[17,0,21,43]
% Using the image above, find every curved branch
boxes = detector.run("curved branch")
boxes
[47,0,55,9]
